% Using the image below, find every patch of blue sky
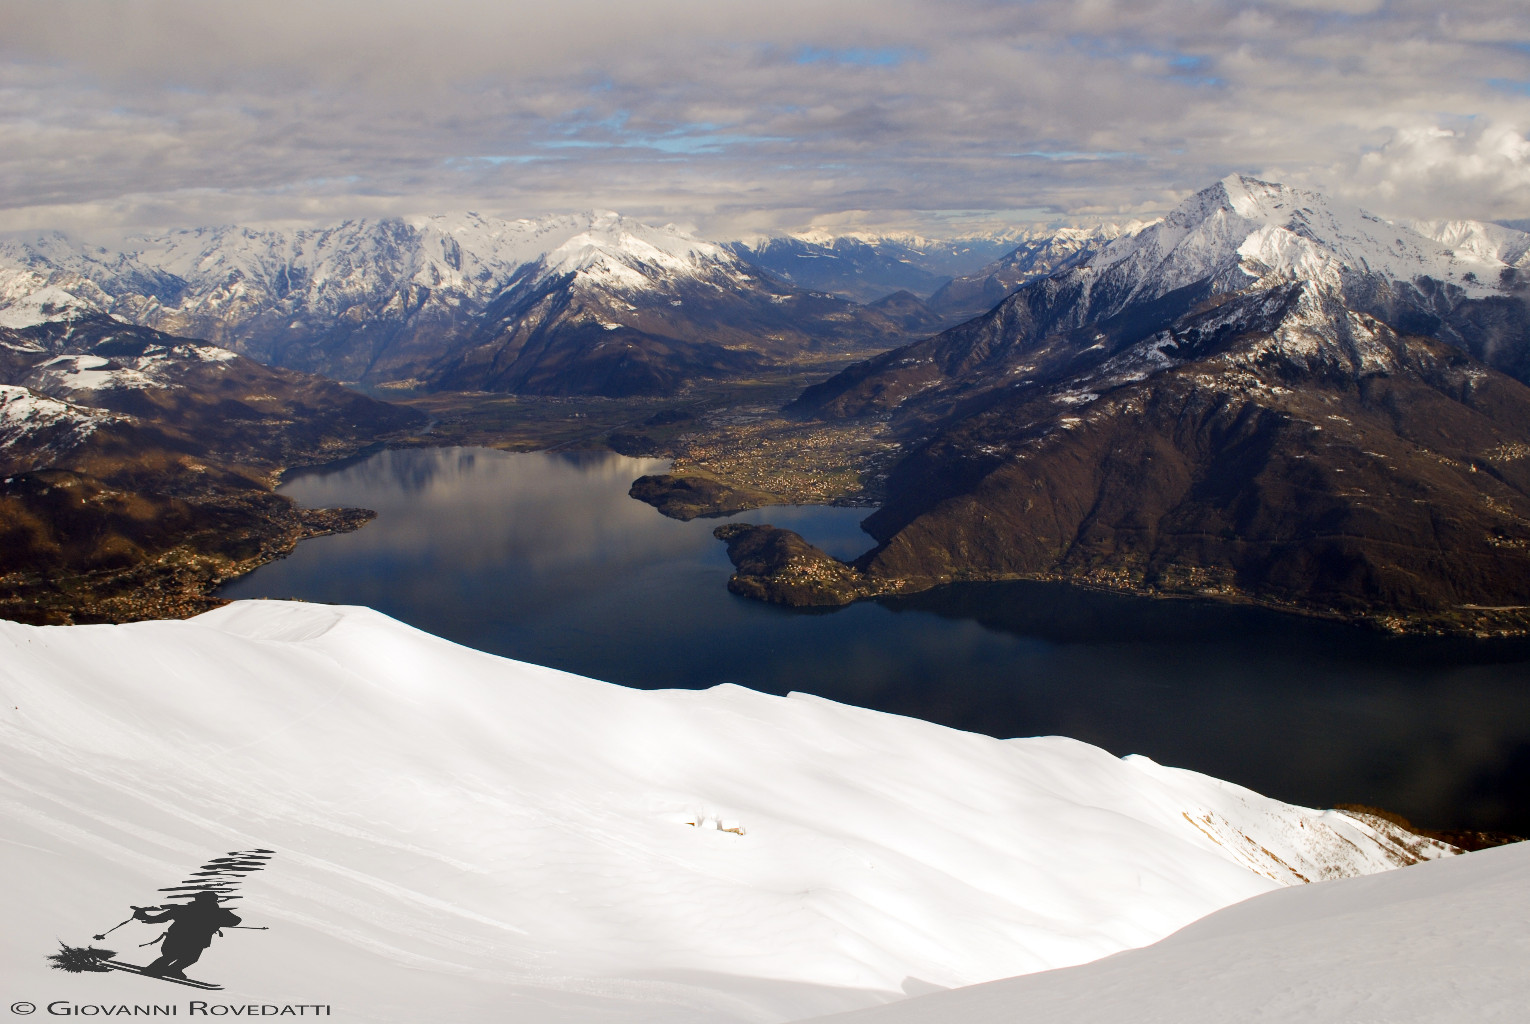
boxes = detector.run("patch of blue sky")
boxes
[551,111,630,137]
[1487,78,1530,96]
[535,124,785,154]
[446,155,541,166]
[1006,150,1140,162]
[274,175,363,193]
[794,46,922,67]
[1164,54,1223,87]
[1067,39,1223,86]
[646,132,782,154]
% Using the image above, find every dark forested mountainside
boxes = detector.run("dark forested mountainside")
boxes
[748,177,1530,634]
[0,316,423,623]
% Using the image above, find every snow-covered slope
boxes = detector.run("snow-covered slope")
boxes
[0,601,1453,1023]
[1087,174,1515,308]
[20,343,236,397]
[0,384,120,470]
[806,838,1530,1024]
[1411,218,1530,270]
[0,284,109,329]
[527,211,742,293]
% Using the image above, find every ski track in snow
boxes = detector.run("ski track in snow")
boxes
[0,601,1461,1023]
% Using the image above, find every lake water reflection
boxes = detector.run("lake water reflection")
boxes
[220,447,1530,835]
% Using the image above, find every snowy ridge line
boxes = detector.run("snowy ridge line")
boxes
[3,186,1527,337]
[1085,174,1529,309]
[0,601,1458,1024]
[0,210,754,330]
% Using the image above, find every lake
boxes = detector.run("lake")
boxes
[220,446,1530,836]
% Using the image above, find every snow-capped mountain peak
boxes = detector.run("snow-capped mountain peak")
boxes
[534,212,736,291]
[1090,174,1523,306]
[0,283,111,329]
[1409,217,1530,268]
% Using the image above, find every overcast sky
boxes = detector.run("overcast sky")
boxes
[3,0,1528,240]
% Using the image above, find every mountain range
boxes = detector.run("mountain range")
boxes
[0,217,1146,398]
[725,232,1021,305]
[7,177,1530,630]
[0,215,945,396]
[721,176,1530,632]
[920,223,1139,323]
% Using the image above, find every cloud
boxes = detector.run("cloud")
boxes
[1344,123,1530,220]
[1,0,1528,237]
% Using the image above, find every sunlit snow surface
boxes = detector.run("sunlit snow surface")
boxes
[808,840,1530,1024]
[0,283,106,328]
[0,602,1455,1023]
[1088,173,1522,303]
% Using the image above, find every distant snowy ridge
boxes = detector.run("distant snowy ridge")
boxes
[1088,174,1527,307]
[0,212,897,391]
[4,189,1525,337]
[733,228,1029,253]
[0,601,1453,1024]
[527,211,753,295]
[1036,175,1530,385]
[0,283,111,329]
[726,231,1025,305]
[925,222,1148,319]
[1409,218,1530,269]
[0,211,768,341]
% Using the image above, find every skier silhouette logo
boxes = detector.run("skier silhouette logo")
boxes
[48,848,273,990]
[134,890,242,978]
